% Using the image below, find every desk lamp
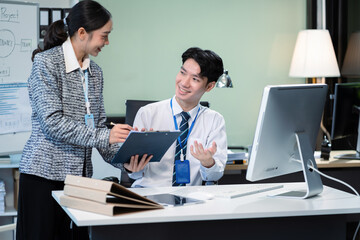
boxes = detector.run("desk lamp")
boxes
[289,29,340,159]
[341,31,360,78]
[289,29,340,84]
[216,70,233,88]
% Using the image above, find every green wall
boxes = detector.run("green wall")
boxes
[96,0,306,147]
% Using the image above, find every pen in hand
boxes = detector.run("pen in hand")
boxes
[110,122,153,133]
[111,122,139,131]
[109,122,134,144]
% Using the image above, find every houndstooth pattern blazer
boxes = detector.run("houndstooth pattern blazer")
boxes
[20,46,120,181]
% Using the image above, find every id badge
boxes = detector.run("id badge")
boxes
[175,159,190,184]
[85,114,95,128]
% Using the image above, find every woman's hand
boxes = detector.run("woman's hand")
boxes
[109,124,133,144]
[138,127,154,132]
[124,154,153,173]
[190,141,217,168]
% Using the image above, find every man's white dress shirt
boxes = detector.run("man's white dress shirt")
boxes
[129,96,227,187]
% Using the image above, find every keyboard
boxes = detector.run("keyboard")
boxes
[172,184,284,199]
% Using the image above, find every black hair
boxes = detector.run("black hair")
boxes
[181,47,224,84]
[31,0,111,61]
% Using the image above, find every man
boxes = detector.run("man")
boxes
[124,47,227,187]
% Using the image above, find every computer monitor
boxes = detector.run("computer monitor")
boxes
[246,84,328,199]
[331,82,360,159]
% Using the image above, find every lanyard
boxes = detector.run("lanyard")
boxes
[80,69,91,115]
[170,98,200,149]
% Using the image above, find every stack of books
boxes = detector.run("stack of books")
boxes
[0,179,5,213]
[227,152,248,164]
[60,175,163,216]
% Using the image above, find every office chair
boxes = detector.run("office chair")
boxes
[125,99,210,126]
[125,100,157,126]
[120,100,157,187]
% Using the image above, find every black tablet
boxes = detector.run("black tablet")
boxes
[111,131,181,164]
[144,193,204,207]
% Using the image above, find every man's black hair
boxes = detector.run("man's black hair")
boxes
[181,47,224,84]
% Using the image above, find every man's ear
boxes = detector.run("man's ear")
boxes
[206,81,216,92]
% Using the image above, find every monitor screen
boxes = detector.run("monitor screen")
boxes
[331,82,360,159]
[246,84,328,199]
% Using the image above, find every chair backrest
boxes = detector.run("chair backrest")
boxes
[125,100,157,126]
[125,100,210,126]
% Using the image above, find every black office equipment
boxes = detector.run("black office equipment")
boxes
[39,8,71,40]
[331,82,360,159]
[144,193,203,207]
[39,8,50,39]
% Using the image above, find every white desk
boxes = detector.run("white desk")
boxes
[53,183,360,240]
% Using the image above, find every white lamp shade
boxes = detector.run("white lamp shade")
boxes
[289,29,340,78]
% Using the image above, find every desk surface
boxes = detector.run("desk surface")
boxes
[53,183,360,227]
[225,150,360,171]
[316,150,360,168]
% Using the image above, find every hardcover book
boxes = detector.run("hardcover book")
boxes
[60,175,163,216]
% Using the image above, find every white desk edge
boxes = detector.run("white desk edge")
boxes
[52,183,360,227]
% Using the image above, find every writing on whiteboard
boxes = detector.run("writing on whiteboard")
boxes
[0,7,19,23]
[0,29,32,83]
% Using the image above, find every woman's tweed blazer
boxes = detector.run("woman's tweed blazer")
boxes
[20,46,120,181]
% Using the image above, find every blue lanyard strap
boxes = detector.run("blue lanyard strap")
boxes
[80,69,91,115]
[170,98,200,149]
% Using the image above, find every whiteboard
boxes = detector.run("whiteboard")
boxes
[0,1,38,155]
[0,1,38,83]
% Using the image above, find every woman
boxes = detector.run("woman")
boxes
[16,1,134,239]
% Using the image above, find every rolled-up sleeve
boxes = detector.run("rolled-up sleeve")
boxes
[199,113,227,181]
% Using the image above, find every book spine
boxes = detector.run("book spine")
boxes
[226,160,245,165]
[60,195,114,216]
[65,175,113,192]
[64,185,108,203]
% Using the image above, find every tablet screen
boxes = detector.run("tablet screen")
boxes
[145,193,203,207]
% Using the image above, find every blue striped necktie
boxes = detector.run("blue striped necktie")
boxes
[172,111,190,186]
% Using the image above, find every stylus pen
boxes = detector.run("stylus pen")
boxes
[103,122,117,128]
[109,122,135,131]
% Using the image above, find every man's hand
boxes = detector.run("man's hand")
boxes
[124,154,153,173]
[190,141,217,168]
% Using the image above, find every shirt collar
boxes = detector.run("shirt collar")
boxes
[62,37,92,75]
[171,96,201,119]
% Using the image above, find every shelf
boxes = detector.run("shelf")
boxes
[0,206,17,217]
[0,163,19,169]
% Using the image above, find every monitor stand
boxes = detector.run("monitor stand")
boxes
[272,132,323,199]
[334,114,360,160]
